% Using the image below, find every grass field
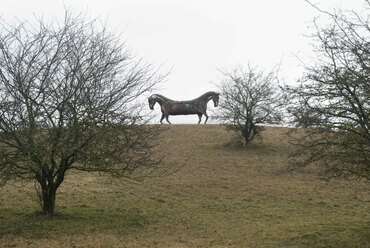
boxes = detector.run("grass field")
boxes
[0,125,369,247]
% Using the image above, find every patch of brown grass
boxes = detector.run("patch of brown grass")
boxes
[0,125,369,247]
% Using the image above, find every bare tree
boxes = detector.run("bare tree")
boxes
[0,12,166,215]
[284,1,370,181]
[216,65,284,145]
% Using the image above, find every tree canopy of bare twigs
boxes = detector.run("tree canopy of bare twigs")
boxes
[0,12,166,215]
[284,0,370,182]
[216,65,284,145]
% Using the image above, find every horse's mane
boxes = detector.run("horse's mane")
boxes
[194,91,219,100]
[153,94,174,102]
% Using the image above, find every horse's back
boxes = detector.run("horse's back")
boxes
[165,101,203,115]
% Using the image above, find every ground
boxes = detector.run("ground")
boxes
[0,125,369,247]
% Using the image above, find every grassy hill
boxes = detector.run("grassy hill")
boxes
[0,125,369,247]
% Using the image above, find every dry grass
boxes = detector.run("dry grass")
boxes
[0,125,369,247]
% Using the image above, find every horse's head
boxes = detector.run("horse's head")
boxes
[148,95,156,110]
[148,94,167,110]
[211,92,220,107]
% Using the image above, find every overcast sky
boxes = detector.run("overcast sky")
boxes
[1,0,366,123]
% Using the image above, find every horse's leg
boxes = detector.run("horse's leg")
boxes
[166,115,171,124]
[197,114,202,124]
[160,114,165,124]
[204,112,209,124]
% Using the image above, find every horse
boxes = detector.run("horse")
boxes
[148,91,220,124]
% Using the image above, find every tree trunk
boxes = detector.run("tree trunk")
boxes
[242,129,251,145]
[36,162,67,215]
[37,173,57,215]
[242,122,257,146]
[41,185,57,215]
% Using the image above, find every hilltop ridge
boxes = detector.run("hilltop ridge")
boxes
[0,125,369,247]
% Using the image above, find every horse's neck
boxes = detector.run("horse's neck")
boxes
[199,92,215,102]
[154,94,170,105]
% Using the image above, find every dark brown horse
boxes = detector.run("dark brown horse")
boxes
[148,91,220,124]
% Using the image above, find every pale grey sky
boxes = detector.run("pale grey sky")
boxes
[1,0,366,123]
